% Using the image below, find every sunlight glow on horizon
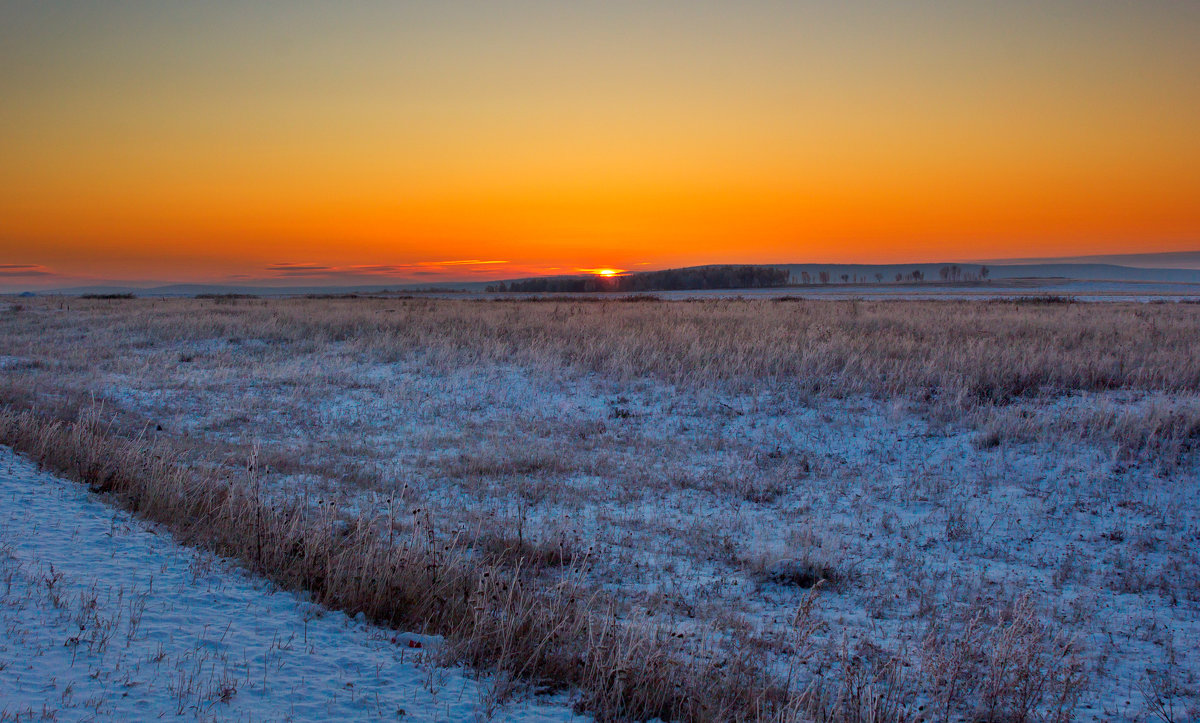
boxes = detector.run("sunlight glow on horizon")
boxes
[580,268,627,278]
[1,1,1197,285]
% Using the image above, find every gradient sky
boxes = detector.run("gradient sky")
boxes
[2,1,1198,287]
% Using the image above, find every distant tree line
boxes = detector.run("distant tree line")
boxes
[795,265,991,284]
[937,265,990,282]
[488,265,790,293]
[491,263,992,293]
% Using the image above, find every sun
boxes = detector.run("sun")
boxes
[583,268,626,277]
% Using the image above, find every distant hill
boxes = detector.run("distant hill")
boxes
[490,265,789,293]
[15,250,1200,296]
[977,250,1200,270]
[774,262,1200,284]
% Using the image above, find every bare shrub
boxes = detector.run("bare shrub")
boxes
[1138,643,1199,723]
[920,592,1088,722]
[795,639,909,723]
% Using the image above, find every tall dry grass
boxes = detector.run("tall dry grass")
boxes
[0,405,803,722]
[0,296,1177,720]
[7,296,1199,406]
[0,401,1094,722]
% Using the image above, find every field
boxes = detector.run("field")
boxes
[2,295,1199,721]
[0,446,582,721]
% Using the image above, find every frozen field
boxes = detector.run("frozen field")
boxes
[0,446,584,721]
[1,296,1198,721]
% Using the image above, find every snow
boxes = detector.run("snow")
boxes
[5,296,1200,719]
[0,446,588,722]
[96,357,1200,718]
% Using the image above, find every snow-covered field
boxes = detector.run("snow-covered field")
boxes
[0,446,585,721]
[1,297,1199,720]
[99,359,1200,718]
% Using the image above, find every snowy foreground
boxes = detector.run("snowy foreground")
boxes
[4,298,1200,720]
[0,447,586,722]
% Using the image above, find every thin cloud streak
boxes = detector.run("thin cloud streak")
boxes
[258,259,526,282]
[0,264,54,277]
[0,259,610,292]
[264,260,510,278]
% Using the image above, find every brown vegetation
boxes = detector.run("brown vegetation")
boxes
[0,406,798,722]
[1,295,1196,720]
[7,296,1199,405]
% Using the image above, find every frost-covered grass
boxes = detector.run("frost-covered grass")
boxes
[0,446,584,722]
[1,296,1199,721]
[0,407,794,722]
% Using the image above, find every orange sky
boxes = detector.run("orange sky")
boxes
[1,1,1198,286]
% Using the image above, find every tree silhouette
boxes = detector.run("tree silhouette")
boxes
[489,265,790,293]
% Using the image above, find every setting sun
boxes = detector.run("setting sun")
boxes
[581,268,626,278]
[1,1,1196,290]
[2,3,1199,716]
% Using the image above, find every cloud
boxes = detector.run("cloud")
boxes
[0,264,53,277]
[413,260,508,267]
[265,263,338,277]
[263,260,511,279]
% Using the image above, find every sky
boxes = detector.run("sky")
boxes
[1,1,1198,288]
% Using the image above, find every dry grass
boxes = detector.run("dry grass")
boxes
[0,406,804,722]
[978,396,1200,468]
[920,593,1088,723]
[0,400,1100,722]
[3,296,1195,720]
[6,296,1200,405]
